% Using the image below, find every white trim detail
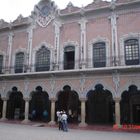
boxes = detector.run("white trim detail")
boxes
[0,50,6,74]
[88,36,110,68]
[60,41,80,70]
[12,48,26,74]
[32,42,54,72]
[119,33,140,66]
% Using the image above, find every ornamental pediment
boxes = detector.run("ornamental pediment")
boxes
[34,0,57,27]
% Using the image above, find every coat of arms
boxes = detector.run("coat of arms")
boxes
[35,0,56,27]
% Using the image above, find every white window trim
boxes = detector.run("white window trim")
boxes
[0,51,6,74]
[32,42,54,72]
[60,41,80,70]
[119,33,140,66]
[12,48,26,74]
[88,37,110,68]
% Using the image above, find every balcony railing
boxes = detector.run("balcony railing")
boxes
[0,55,140,74]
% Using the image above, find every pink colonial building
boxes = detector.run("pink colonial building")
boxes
[0,0,140,126]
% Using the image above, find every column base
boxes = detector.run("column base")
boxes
[78,122,87,127]
[0,117,8,121]
[22,119,31,124]
[48,121,56,125]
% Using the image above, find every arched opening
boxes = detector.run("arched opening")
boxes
[121,85,140,124]
[6,87,25,120]
[56,85,80,123]
[0,94,3,118]
[64,46,75,70]
[86,84,114,124]
[29,86,51,122]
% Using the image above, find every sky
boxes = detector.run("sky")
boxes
[0,0,110,22]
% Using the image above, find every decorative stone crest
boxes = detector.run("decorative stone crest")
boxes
[34,0,57,27]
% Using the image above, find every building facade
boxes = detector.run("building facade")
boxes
[0,0,140,126]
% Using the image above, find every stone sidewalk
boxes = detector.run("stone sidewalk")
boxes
[0,122,140,140]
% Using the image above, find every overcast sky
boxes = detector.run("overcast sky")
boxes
[0,0,110,22]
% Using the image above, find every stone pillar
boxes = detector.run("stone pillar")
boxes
[54,21,61,70]
[6,32,14,74]
[27,27,33,72]
[22,97,30,123]
[1,97,8,121]
[114,97,121,126]
[49,98,56,125]
[79,98,87,127]
[79,18,87,69]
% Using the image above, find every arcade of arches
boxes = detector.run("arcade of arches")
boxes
[0,84,140,125]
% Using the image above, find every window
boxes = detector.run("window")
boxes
[93,42,106,67]
[35,46,50,72]
[15,52,24,73]
[125,39,139,65]
[64,46,75,70]
[0,55,3,74]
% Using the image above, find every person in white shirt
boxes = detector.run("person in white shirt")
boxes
[61,111,68,132]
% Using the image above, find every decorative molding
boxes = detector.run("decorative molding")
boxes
[32,42,54,72]
[60,41,80,70]
[119,33,140,66]
[88,36,110,68]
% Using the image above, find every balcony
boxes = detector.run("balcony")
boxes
[0,56,140,77]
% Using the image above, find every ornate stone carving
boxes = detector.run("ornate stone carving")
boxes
[34,0,57,27]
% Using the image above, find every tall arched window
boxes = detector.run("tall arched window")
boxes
[124,39,139,65]
[64,46,75,70]
[35,46,50,72]
[93,42,106,68]
[0,55,3,74]
[15,52,24,73]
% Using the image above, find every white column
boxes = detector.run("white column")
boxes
[114,97,121,126]
[49,98,56,125]
[79,18,87,69]
[22,98,30,123]
[6,33,14,73]
[79,98,87,127]
[27,27,33,72]
[110,12,119,66]
[1,98,8,121]
[54,21,61,70]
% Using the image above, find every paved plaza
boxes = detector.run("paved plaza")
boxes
[0,122,140,140]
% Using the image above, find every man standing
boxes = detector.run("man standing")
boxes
[61,111,68,132]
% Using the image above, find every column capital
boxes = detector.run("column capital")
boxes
[79,98,87,102]
[23,97,31,101]
[114,97,121,102]
[50,98,57,102]
[1,97,9,101]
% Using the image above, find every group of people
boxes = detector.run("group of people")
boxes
[56,111,68,132]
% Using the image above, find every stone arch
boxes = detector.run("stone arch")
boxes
[6,84,24,99]
[119,81,140,95]
[83,80,115,98]
[29,85,50,122]
[6,86,25,120]
[32,42,54,71]
[60,41,80,70]
[54,81,80,99]
[86,83,114,124]
[55,85,80,123]
[88,36,110,68]
[120,84,140,124]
